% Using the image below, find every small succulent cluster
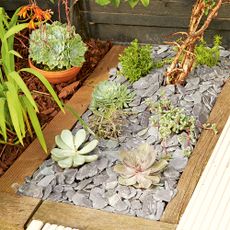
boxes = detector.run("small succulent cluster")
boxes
[90,80,134,113]
[51,129,98,168]
[89,81,134,138]
[114,143,168,189]
[119,39,153,82]
[195,35,222,67]
[147,98,196,141]
[29,21,87,70]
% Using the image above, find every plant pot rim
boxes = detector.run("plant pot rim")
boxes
[28,59,81,73]
[28,59,81,84]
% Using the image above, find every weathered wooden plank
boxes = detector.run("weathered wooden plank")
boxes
[0,192,40,230]
[80,12,230,31]
[33,201,177,230]
[177,116,230,230]
[85,23,230,47]
[0,45,122,194]
[78,0,230,18]
[161,80,230,224]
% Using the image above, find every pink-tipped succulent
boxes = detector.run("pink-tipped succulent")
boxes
[114,143,168,189]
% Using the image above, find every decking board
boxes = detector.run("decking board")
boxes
[161,80,230,224]
[0,192,40,230]
[176,116,230,230]
[32,201,177,230]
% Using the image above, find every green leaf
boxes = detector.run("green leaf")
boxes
[141,0,149,7]
[4,23,28,40]
[95,0,111,6]
[20,68,64,112]
[128,0,139,8]
[6,83,24,144]
[22,97,47,153]
[9,50,22,58]
[0,98,7,141]
[9,71,38,112]
[9,7,20,28]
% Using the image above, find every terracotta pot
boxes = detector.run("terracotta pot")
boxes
[29,59,81,84]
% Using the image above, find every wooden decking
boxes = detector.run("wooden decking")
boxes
[176,116,230,230]
[0,45,230,230]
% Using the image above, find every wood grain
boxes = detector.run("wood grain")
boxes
[177,117,230,230]
[33,201,177,230]
[0,192,40,230]
[79,0,230,18]
[161,80,230,224]
[0,46,123,194]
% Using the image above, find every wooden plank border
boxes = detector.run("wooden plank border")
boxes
[161,80,230,224]
[33,201,177,230]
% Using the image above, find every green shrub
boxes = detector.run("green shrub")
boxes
[119,39,154,82]
[195,35,222,67]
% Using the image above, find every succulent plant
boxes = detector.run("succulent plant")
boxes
[29,21,87,70]
[114,143,168,189]
[147,98,196,141]
[51,129,98,168]
[90,80,135,114]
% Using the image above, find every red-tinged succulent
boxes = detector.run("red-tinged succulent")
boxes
[114,143,168,189]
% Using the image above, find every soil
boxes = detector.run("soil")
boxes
[0,30,112,177]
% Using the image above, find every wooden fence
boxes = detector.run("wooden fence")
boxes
[77,0,230,47]
[1,0,230,47]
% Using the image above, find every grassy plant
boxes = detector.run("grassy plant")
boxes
[0,7,63,152]
[119,39,153,82]
[89,108,126,139]
[195,35,222,67]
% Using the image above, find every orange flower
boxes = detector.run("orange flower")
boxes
[18,4,53,29]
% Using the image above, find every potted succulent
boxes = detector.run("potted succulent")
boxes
[28,21,87,83]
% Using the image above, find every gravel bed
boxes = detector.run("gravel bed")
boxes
[18,45,230,221]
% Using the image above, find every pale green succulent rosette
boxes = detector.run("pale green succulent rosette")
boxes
[114,143,168,189]
[90,80,135,113]
[29,21,87,71]
[51,129,98,168]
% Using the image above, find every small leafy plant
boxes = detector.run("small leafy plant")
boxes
[195,35,222,67]
[119,39,153,82]
[29,21,87,71]
[0,7,63,151]
[90,80,134,114]
[51,129,98,168]
[89,108,126,139]
[146,98,196,141]
[114,143,168,189]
